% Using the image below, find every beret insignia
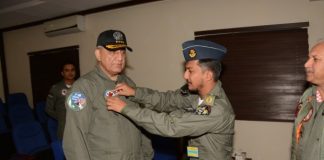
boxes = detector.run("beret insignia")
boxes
[188,49,197,58]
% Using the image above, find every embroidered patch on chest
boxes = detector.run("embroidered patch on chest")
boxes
[61,89,67,96]
[195,105,211,115]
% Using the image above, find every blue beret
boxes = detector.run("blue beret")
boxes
[182,40,227,61]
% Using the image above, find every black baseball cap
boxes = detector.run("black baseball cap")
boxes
[96,30,133,52]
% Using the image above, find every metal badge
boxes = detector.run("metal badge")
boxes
[205,95,214,105]
[188,49,197,58]
[104,89,119,99]
[67,92,87,111]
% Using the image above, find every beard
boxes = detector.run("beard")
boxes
[187,79,204,92]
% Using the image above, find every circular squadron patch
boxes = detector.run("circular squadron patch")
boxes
[67,92,87,111]
[61,89,67,96]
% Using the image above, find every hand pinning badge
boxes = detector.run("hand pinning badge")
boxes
[105,89,124,115]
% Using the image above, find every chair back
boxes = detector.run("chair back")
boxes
[8,104,35,128]
[0,114,8,133]
[47,117,58,142]
[51,140,65,160]
[12,121,50,155]
[0,98,6,117]
[8,93,29,107]
[35,101,48,124]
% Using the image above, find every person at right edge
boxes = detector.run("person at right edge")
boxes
[291,41,324,160]
[63,29,153,160]
[107,40,235,160]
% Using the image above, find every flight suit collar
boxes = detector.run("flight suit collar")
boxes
[95,64,123,83]
[195,80,223,108]
[208,80,223,98]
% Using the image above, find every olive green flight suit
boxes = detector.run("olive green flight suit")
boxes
[122,81,235,160]
[291,86,324,160]
[63,65,153,160]
[45,80,70,140]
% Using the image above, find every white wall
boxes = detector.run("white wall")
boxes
[3,0,324,159]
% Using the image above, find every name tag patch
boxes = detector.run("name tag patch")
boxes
[187,146,199,158]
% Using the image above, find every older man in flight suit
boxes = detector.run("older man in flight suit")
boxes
[63,30,153,160]
[107,40,235,160]
[291,41,324,160]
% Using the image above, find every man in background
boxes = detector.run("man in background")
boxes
[45,61,76,140]
[291,41,324,160]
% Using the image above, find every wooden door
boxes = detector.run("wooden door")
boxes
[28,46,80,106]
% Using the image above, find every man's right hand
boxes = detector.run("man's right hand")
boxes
[115,83,135,96]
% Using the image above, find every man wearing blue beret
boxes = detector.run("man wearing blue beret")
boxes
[107,39,235,160]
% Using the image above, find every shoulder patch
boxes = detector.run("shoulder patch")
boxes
[67,92,87,111]
[303,108,313,122]
[295,101,302,117]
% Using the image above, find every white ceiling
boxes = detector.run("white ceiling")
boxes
[0,0,134,30]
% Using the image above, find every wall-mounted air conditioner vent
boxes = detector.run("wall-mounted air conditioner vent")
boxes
[43,15,85,37]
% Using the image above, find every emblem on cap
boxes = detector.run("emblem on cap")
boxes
[113,31,124,43]
[188,49,197,58]
[67,92,87,111]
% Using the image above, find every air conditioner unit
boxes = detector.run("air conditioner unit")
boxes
[43,15,85,37]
